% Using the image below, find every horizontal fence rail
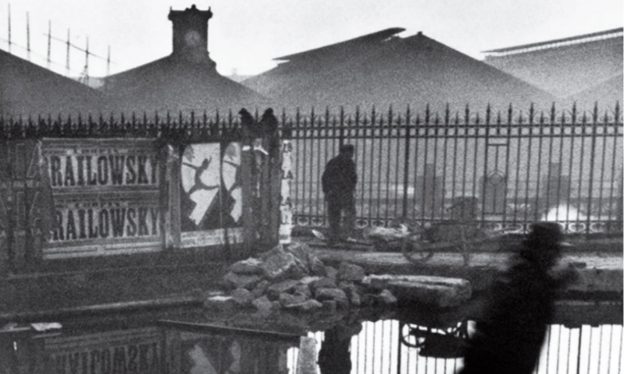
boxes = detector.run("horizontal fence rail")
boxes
[1,103,622,235]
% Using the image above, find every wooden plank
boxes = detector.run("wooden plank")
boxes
[156,319,302,343]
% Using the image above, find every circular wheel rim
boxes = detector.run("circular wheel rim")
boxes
[402,236,434,264]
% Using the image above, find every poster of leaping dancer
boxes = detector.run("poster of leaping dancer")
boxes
[180,142,244,247]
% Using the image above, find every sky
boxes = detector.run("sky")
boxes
[1,0,622,78]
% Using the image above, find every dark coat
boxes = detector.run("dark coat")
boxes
[460,234,567,374]
[322,154,357,199]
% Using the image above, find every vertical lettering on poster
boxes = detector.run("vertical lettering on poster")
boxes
[279,140,293,244]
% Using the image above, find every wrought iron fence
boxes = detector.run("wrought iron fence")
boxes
[287,104,623,234]
[2,103,622,235]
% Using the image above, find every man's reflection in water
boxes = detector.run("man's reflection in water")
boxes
[318,323,362,374]
[459,222,576,374]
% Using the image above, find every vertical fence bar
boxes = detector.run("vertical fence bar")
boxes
[393,111,402,219]
[315,110,322,224]
[545,106,556,216]
[412,113,421,221]
[421,106,430,223]
[555,111,565,225]
[369,109,376,227]
[354,107,362,226]
[534,108,546,222]
[402,107,412,220]
[308,109,316,223]
[607,103,621,232]
[460,106,470,205]
[481,105,491,224]
[440,105,450,222]
[431,113,440,220]
[376,114,385,225]
[294,109,301,225]
[522,109,532,229]
[471,110,479,219]
[384,107,394,225]
[576,112,588,232]
[451,111,460,216]
[596,109,609,229]
[567,105,577,231]
[301,112,308,224]
[502,107,512,228]
[359,113,368,225]
[323,108,330,226]
[586,104,599,235]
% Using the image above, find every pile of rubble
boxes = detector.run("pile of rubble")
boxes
[205,242,398,314]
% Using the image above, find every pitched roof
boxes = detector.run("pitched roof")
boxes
[243,30,554,111]
[484,29,623,98]
[0,50,106,116]
[567,74,623,110]
[104,56,267,114]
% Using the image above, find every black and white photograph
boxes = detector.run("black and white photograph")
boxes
[0,0,622,373]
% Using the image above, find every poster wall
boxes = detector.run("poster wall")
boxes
[42,139,162,259]
[179,142,244,248]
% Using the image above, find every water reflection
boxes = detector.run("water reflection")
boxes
[0,317,621,373]
[288,321,624,374]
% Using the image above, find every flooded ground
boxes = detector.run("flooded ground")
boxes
[0,302,621,374]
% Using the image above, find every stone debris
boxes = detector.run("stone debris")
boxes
[229,258,264,275]
[363,274,472,308]
[338,262,366,282]
[223,272,262,290]
[203,295,236,312]
[378,289,398,305]
[205,242,473,314]
[231,288,255,306]
[252,296,273,314]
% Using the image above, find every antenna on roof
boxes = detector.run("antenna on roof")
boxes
[106,45,111,77]
[26,11,30,60]
[46,20,51,67]
[7,3,12,52]
[65,28,71,74]
[79,36,90,85]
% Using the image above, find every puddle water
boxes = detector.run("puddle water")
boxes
[0,311,621,373]
[289,321,623,374]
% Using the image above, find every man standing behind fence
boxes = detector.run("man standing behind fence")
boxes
[322,144,357,244]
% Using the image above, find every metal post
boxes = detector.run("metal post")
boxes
[402,107,411,220]
[586,103,599,235]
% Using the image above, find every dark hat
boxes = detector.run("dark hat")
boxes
[339,144,355,153]
[526,222,563,247]
[239,108,250,115]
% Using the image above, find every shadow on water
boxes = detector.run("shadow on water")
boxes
[0,302,621,374]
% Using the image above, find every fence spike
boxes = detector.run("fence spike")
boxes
[572,102,577,124]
